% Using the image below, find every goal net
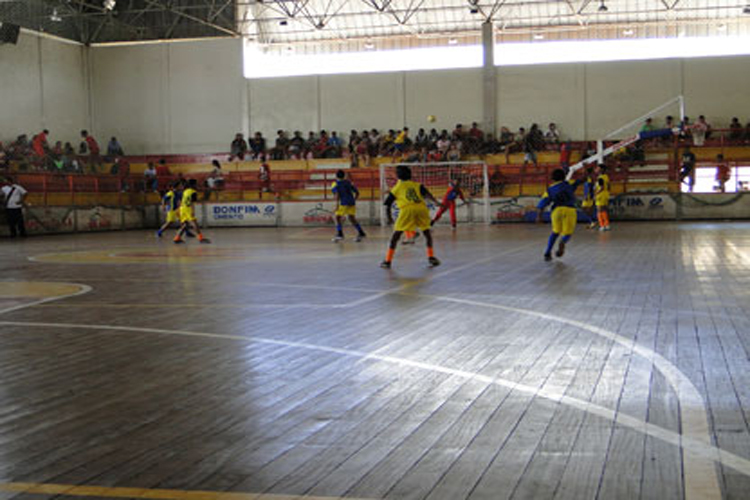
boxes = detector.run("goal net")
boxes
[378,161,490,227]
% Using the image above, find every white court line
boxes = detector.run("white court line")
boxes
[416,293,722,500]
[3,249,723,498]
[0,283,92,316]
[0,318,745,496]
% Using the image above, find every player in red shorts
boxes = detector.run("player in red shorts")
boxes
[431,179,467,229]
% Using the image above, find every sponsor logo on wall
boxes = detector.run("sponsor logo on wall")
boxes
[208,203,277,226]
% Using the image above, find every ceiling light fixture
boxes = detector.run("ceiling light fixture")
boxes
[598,0,608,12]
[103,0,116,11]
[50,8,62,22]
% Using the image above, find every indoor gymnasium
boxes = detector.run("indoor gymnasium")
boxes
[1,1,750,499]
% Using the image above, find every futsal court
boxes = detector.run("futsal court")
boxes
[1,222,750,500]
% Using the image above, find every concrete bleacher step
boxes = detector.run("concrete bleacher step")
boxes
[629,163,670,172]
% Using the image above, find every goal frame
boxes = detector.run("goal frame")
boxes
[378,161,491,227]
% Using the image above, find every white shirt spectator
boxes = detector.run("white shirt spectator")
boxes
[2,183,27,209]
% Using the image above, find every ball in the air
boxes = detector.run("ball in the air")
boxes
[427,115,436,123]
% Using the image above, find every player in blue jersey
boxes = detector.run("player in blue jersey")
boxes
[331,170,367,242]
[536,168,584,261]
[156,181,181,237]
[580,167,597,229]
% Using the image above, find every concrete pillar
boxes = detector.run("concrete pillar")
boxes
[482,21,496,136]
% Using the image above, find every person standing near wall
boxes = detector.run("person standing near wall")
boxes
[716,154,730,193]
[1,177,28,238]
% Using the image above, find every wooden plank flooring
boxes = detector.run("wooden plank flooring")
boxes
[1,222,750,499]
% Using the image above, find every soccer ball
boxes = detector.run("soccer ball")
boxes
[427,115,436,123]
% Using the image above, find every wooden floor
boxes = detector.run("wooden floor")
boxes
[1,222,750,500]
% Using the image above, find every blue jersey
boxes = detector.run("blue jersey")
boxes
[331,179,359,206]
[538,180,583,211]
[163,190,179,211]
[582,176,595,201]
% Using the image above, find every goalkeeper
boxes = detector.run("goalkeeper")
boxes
[431,179,467,229]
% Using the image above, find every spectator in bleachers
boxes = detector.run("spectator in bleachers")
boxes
[691,117,708,147]
[414,128,429,149]
[523,124,544,168]
[305,131,317,158]
[259,160,271,193]
[32,130,49,158]
[453,123,465,138]
[469,122,483,140]
[436,131,451,155]
[640,118,655,133]
[80,130,101,173]
[697,115,712,139]
[428,128,439,144]
[288,131,304,159]
[144,162,157,192]
[545,123,561,144]
[744,121,750,144]
[229,133,248,161]
[107,137,124,157]
[393,128,408,156]
[110,157,130,191]
[729,117,743,142]
[250,132,267,160]
[272,130,288,160]
[328,131,343,157]
[505,127,525,163]
[446,143,461,162]
[665,115,675,130]
[498,127,514,149]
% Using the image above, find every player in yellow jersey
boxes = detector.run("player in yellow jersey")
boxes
[174,179,210,244]
[156,181,180,238]
[381,165,440,269]
[595,164,611,231]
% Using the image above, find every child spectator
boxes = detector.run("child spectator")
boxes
[229,133,247,161]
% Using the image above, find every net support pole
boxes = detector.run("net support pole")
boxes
[379,163,386,227]
[482,21,497,137]
[482,163,490,224]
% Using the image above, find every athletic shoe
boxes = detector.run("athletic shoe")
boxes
[156,230,163,238]
[451,225,457,230]
[185,230,196,238]
[544,252,552,262]
[173,238,185,244]
[332,235,344,242]
[428,256,441,268]
[588,223,597,229]
[380,260,392,269]
[604,226,611,231]
[199,237,211,244]
[599,227,607,232]
[355,234,366,242]
[555,241,566,258]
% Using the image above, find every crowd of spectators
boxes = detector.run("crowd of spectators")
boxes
[226,122,565,166]
[0,129,122,174]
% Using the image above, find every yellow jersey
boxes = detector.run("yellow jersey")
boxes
[391,180,426,210]
[182,187,197,208]
[597,173,610,194]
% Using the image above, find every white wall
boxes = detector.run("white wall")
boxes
[7,34,749,154]
[0,32,89,147]
[91,38,245,154]
[247,55,750,143]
